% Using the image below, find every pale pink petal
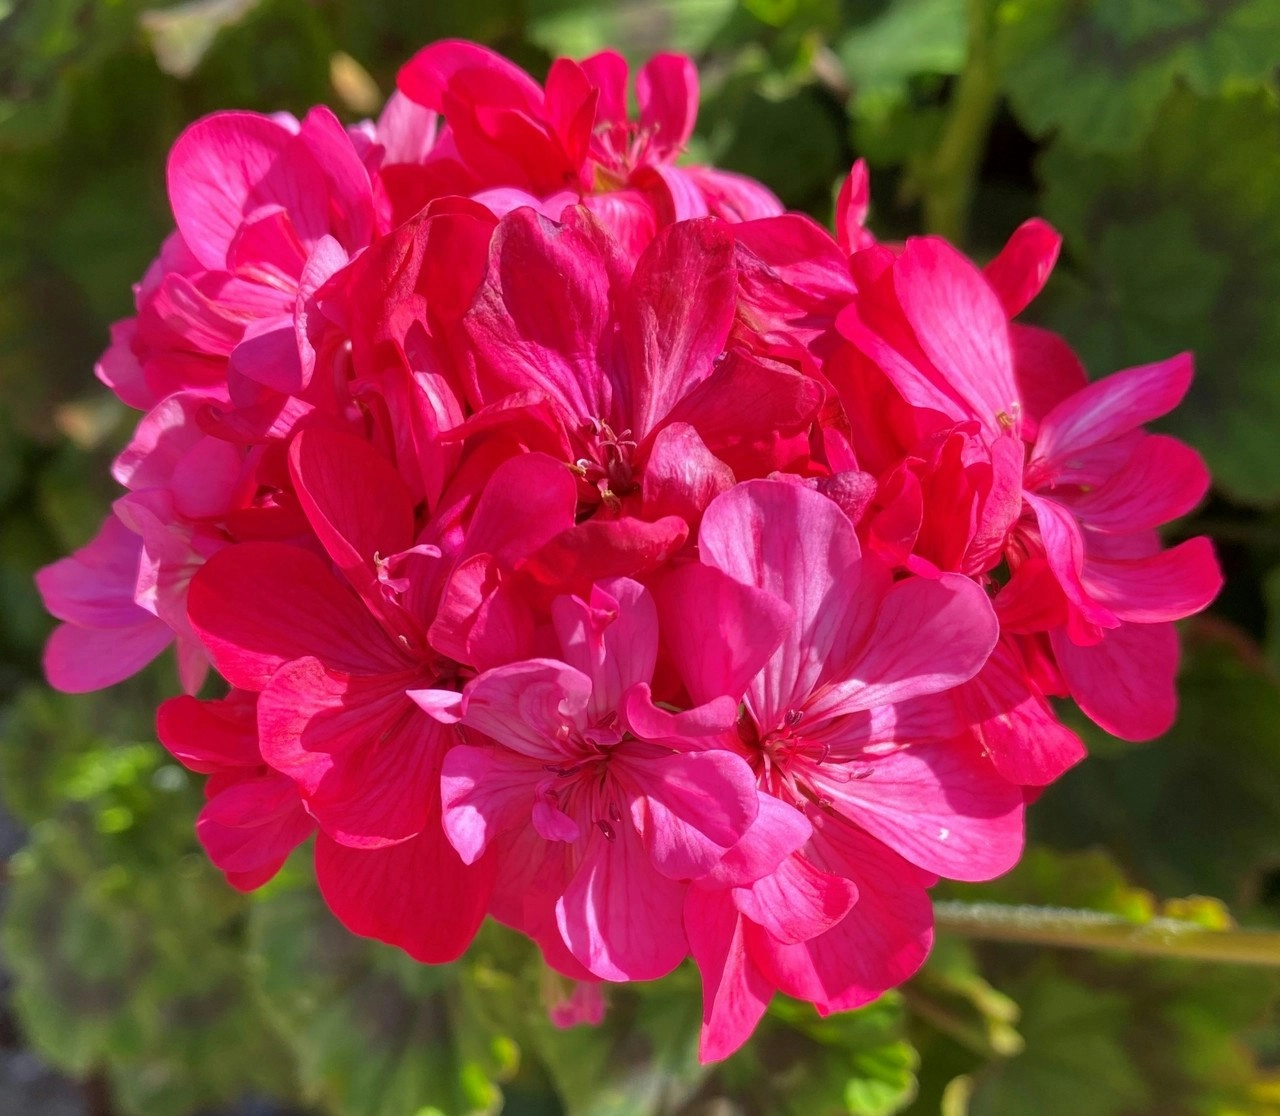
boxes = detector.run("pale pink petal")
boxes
[450,659,593,762]
[43,617,172,693]
[440,744,547,863]
[640,422,735,523]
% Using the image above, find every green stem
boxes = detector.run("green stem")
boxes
[917,0,1000,244]
[934,902,1280,966]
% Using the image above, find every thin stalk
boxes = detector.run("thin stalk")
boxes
[934,901,1280,966]
[917,0,1000,244]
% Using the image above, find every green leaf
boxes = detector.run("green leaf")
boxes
[838,0,967,99]
[967,973,1149,1116]
[1033,87,1280,504]
[248,881,516,1116]
[995,0,1280,154]
[707,994,918,1116]
[526,0,738,61]
[1028,629,1280,906]
[531,972,706,1116]
[2,801,295,1115]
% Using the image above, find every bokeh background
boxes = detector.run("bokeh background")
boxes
[3,1,1280,1113]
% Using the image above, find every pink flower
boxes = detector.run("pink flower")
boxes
[156,691,313,890]
[663,479,1024,1058]
[391,41,782,249]
[416,577,769,982]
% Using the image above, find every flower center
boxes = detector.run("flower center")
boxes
[572,418,638,513]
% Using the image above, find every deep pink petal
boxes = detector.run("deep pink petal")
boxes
[757,817,933,1013]
[982,218,1061,318]
[258,658,441,846]
[622,749,760,879]
[732,854,857,944]
[156,691,260,772]
[167,111,292,269]
[1081,538,1221,624]
[892,237,1019,437]
[397,39,543,114]
[1065,435,1210,532]
[1052,621,1179,740]
[640,421,735,523]
[43,616,172,694]
[702,794,813,888]
[808,739,1024,880]
[556,821,688,981]
[196,771,314,889]
[636,53,698,153]
[622,218,736,439]
[187,542,404,688]
[315,824,495,964]
[1030,352,1194,470]
[466,206,623,422]
[684,888,773,1063]
[655,561,794,706]
[1024,493,1118,629]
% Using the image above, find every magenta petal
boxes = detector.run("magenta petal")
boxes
[1031,352,1194,468]
[636,53,698,152]
[1082,537,1221,624]
[257,658,441,846]
[187,542,403,688]
[196,772,313,889]
[623,750,760,879]
[440,744,544,863]
[289,429,416,621]
[656,561,794,707]
[640,422,734,524]
[684,888,773,1063]
[621,218,736,438]
[466,207,621,421]
[758,818,933,1013]
[982,218,1061,318]
[703,794,813,888]
[807,573,999,721]
[1052,621,1179,741]
[892,236,1019,437]
[733,855,857,944]
[1066,435,1210,532]
[810,740,1024,880]
[315,825,495,964]
[1024,493,1118,629]
[167,112,292,269]
[156,691,261,771]
[44,616,172,694]
[556,822,688,981]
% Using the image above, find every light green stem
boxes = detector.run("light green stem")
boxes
[934,901,1280,966]
[917,0,1000,244]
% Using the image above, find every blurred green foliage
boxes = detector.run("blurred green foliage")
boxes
[3,0,1280,1113]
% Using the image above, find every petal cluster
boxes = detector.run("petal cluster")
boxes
[35,40,1219,1062]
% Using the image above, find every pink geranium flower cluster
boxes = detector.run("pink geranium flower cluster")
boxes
[35,41,1220,1060]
